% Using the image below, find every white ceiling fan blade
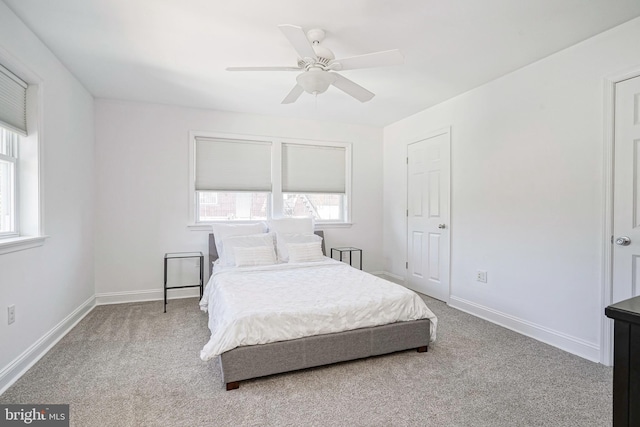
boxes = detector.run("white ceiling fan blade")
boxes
[331,73,375,102]
[226,66,301,71]
[281,84,305,104]
[278,24,316,59]
[333,49,404,71]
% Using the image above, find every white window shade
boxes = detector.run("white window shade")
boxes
[195,137,271,192]
[282,143,346,193]
[0,64,27,136]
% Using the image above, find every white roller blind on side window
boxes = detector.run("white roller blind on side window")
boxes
[0,64,27,136]
[195,137,272,191]
[282,143,346,193]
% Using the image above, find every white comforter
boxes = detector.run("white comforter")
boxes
[199,258,437,361]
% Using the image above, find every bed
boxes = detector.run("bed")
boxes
[200,223,437,390]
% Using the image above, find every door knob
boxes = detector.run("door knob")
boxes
[616,236,631,246]
[438,224,446,229]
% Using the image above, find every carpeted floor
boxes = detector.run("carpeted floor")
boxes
[0,295,612,426]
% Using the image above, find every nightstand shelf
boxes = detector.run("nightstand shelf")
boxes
[331,247,362,270]
[164,251,203,313]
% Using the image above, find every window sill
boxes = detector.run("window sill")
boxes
[187,224,215,231]
[0,235,47,255]
[315,222,353,229]
[188,222,353,231]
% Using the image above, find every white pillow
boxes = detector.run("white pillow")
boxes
[287,241,325,263]
[219,232,275,267]
[212,222,267,259]
[268,217,314,234]
[234,245,277,267]
[275,232,322,262]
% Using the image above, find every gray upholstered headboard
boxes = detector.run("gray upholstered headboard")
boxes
[208,230,325,275]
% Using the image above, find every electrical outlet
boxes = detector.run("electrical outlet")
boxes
[8,305,15,325]
[476,270,488,283]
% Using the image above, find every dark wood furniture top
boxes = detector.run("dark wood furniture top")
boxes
[606,296,640,325]
[605,295,640,427]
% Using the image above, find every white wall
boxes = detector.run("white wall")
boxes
[383,17,640,362]
[94,100,383,300]
[0,1,95,388]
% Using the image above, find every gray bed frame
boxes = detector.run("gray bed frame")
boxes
[208,231,431,390]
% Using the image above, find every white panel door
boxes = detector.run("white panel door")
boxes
[407,131,450,302]
[613,75,640,303]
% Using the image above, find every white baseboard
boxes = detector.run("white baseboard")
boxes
[95,288,200,305]
[449,295,600,362]
[0,295,96,395]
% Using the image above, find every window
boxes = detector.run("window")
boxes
[0,128,18,236]
[193,136,272,222]
[283,193,344,221]
[281,143,348,223]
[190,133,351,225]
[0,60,42,253]
[197,192,268,221]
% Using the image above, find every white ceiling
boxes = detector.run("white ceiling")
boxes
[5,0,640,127]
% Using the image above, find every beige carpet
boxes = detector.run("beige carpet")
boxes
[0,296,612,426]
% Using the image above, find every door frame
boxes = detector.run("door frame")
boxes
[602,68,640,366]
[405,126,452,302]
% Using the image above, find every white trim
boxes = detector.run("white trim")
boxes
[0,295,95,395]
[34,83,45,238]
[314,222,353,229]
[601,67,640,366]
[0,235,46,255]
[602,76,616,367]
[449,296,600,362]
[188,224,215,231]
[95,288,200,305]
[188,222,353,232]
[345,144,353,223]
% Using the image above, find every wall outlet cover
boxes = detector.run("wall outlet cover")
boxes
[476,270,488,283]
[8,305,15,325]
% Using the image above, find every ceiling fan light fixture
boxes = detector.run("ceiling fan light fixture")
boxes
[296,68,337,95]
[228,25,403,104]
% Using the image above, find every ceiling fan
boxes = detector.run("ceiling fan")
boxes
[226,25,404,104]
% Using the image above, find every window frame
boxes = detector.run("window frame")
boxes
[0,128,19,237]
[0,56,45,255]
[188,131,352,228]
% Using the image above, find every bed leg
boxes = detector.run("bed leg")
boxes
[417,346,428,353]
[226,381,240,391]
